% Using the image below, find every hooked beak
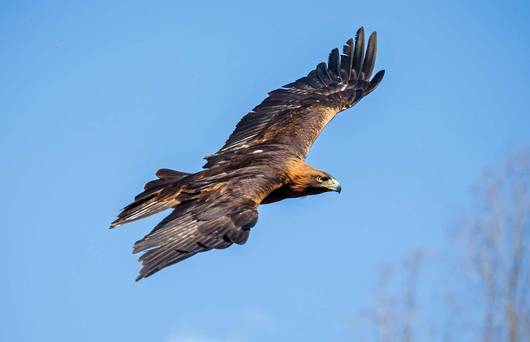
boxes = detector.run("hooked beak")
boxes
[327,178,341,193]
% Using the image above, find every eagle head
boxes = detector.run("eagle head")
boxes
[308,171,341,194]
[287,165,341,196]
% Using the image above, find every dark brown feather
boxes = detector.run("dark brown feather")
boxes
[205,26,384,165]
[131,164,283,280]
[111,27,385,280]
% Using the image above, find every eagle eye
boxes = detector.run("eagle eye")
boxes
[317,176,330,183]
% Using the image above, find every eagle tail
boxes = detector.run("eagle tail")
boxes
[110,168,191,228]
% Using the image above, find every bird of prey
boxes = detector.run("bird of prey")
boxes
[111,27,385,280]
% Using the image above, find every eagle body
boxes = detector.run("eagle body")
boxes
[112,27,385,280]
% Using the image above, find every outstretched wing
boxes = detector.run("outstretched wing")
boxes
[132,171,279,280]
[205,27,384,167]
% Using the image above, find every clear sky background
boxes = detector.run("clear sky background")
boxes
[2,1,530,341]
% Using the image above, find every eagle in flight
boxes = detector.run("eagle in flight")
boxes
[111,27,385,280]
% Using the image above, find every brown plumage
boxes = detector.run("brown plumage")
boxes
[111,27,385,280]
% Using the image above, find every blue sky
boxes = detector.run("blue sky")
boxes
[2,1,530,341]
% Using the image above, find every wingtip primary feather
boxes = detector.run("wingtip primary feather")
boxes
[361,32,378,79]
[352,27,366,76]
[372,69,385,82]
[327,48,340,79]
[340,38,354,82]
[366,69,385,94]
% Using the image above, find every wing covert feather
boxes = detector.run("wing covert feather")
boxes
[205,27,384,165]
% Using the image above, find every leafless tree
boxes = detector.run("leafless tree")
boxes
[402,251,423,342]
[361,250,425,342]
[464,150,530,342]
[356,150,530,341]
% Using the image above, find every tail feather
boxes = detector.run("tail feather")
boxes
[110,168,191,228]
[155,168,189,179]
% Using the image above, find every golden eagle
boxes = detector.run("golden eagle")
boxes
[111,27,385,280]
